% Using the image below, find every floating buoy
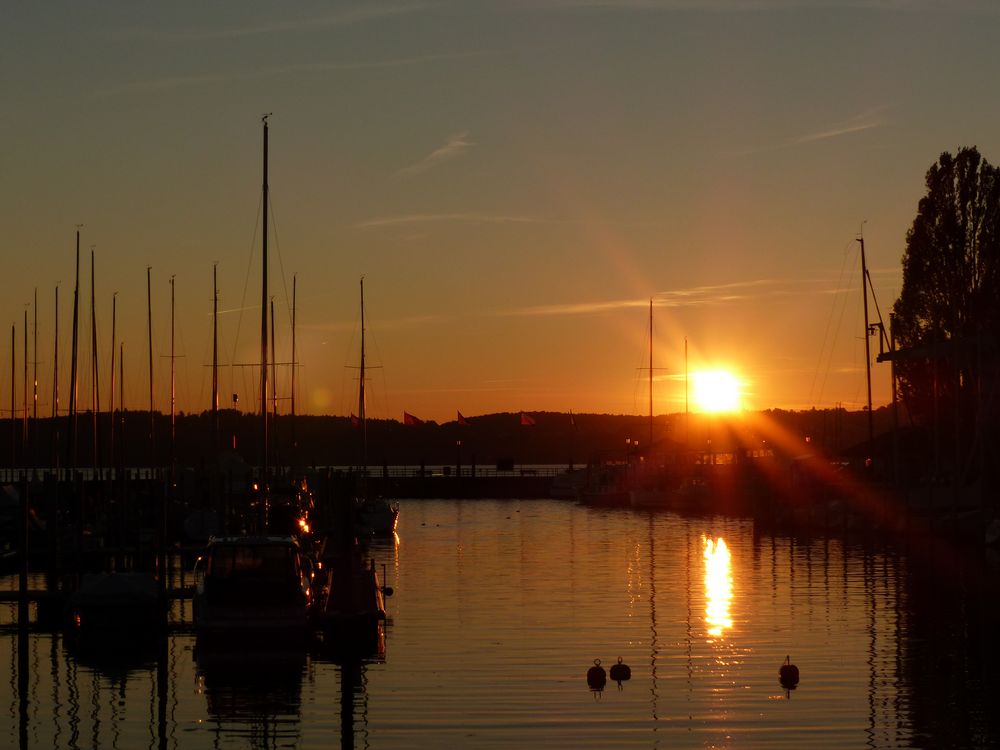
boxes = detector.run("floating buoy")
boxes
[779,655,799,688]
[609,656,631,684]
[587,659,607,690]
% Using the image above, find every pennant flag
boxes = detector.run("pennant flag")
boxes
[457,411,470,426]
[520,412,536,426]
[403,411,424,426]
[350,413,360,429]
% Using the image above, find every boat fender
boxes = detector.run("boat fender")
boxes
[779,655,799,688]
[587,659,606,691]
[382,586,394,596]
[609,656,631,684]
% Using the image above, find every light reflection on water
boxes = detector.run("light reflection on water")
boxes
[703,536,734,639]
[3,499,1000,748]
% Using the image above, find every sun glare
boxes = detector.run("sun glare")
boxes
[692,370,743,413]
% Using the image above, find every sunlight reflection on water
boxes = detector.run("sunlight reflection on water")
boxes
[703,536,734,639]
[3,499,1000,748]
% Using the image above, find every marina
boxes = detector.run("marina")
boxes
[4,498,1000,748]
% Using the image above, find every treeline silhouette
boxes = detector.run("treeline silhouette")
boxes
[2,407,894,471]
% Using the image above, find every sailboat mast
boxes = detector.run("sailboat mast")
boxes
[684,336,689,448]
[68,228,80,472]
[32,288,37,470]
[52,285,59,471]
[212,263,219,454]
[10,326,14,468]
[270,297,277,422]
[147,266,154,469]
[108,292,116,471]
[90,248,99,470]
[359,277,367,473]
[648,297,653,449]
[170,275,176,481]
[858,234,874,447]
[291,274,296,463]
[260,114,270,482]
[52,286,59,421]
[22,307,28,452]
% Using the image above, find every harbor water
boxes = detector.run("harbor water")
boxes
[3,498,1000,748]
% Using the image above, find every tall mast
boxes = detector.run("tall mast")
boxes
[648,298,653,449]
[270,297,278,472]
[52,286,59,419]
[858,234,874,447]
[90,247,99,470]
[270,297,277,422]
[291,274,297,467]
[108,293,117,470]
[260,114,270,482]
[52,285,59,471]
[119,342,124,472]
[170,275,176,482]
[68,228,80,472]
[359,277,367,474]
[22,307,28,453]
[32,289,37,470]
[212,263,219,455]
[684,336,689,448]
[10,325,14,468]
[147,266,154,468]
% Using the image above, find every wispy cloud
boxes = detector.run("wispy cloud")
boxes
[394,132,475,179]
[734,106,888,155]
[108,5,428,42]
[522,0,994,11]
[302,314,443,333]
[792,106,887,144]
[496,278,851,317]
[96,53,476,97]
[355,212,546,229]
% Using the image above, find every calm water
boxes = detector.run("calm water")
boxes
[3,499,1000,749]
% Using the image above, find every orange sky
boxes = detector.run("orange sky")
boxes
[4,2,997,423]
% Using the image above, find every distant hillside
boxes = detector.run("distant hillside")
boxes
[3,406,895,469]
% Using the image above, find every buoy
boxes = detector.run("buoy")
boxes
[586,659,607,690]
[609,656,631,683]
[779,655,799,688]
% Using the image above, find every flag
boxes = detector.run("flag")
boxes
[457,411,470,426]
[403,411,424,426]
[350,413,360,429]
[520,412,535,426]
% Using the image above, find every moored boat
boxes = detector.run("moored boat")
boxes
[193,535,314,638]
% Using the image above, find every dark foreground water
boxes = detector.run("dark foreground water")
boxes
[4,499,1000,749]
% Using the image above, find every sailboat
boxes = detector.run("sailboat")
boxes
[580,299,665,508]
[193,117,314,638]
[354,277,399,537]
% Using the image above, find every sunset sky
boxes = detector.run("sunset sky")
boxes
[4,1,999,424]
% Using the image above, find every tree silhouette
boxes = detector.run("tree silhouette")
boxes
[892,147,1000,439]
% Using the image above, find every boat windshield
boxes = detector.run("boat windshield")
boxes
[207,544,300,579]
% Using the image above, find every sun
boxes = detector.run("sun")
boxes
[691,369,743,413]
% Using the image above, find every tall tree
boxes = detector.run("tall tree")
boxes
[892,147,1000,432]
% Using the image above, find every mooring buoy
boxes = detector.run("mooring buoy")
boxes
[609,656,631,684]
[779,655,799,688]
[587,658,607,690]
